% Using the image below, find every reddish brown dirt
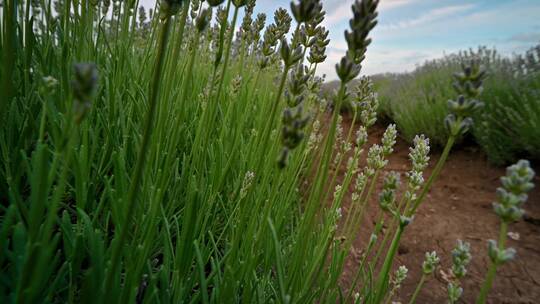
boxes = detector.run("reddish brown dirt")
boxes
[334,116,540,303]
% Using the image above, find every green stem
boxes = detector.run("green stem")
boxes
[169,0,190,72]
[409,274,427,304]
[372,195,412,267]
[103,15,173,300]
[346,213,383,301]
[38,97,48,143]
[214,0,232,69]
[344,170,379,241]
[184,30,201,92]
[321,110,358,208]
[373,226,404,304]
[476,222,508,304]
[287,80,347,291]
[17,114,77,304]
[238,36,247,77]
[215,5,239,100]
[1,0,16,117]
[255,65,289,169]
[192,3,237,162]
[307,81,347,209]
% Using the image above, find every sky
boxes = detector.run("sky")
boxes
[141,0,540,79]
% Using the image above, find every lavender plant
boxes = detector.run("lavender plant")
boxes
[476,160,535,303]
[0,0,536,303]
[375,46,540,164]
[446,240,472,303]
[408,251,440,304]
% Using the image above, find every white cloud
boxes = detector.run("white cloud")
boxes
[316,47,445,79]
[362,47,443,75]
[315,50,343,79]
[323,0,421,27]
[379,0,420,11]
[324,2,354,26]
[379,4,475,31]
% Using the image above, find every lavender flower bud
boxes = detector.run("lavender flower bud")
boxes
[451,240,472,279]
[290,0,323,24]
[392,265,408,288]
[422,251,440,275]
[487,240,516,265]
[72,63,98,124]
[381,124,397,155]
[195,8,212,32]
[367,144,386,170]
[274,8,292,37]
[409,135,430,173]
[493,160,535,222]
[447,283,463,304]
[207,0,226,6]
[159,0,184,19]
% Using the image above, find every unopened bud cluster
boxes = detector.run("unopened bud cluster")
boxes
[207,0,226,6]
[345,76,377,117]
[239,171,255,200]
[159,0,184,19]
[487,160,535,265]
[291,0,322,24]
[409,135,430,173]
[445,61,487,137]
[451,240,471,279]
[306,120,322,153]
[354,77,379,127]
[307,27,329,65]
[406,135,430,191]
[277,1,328,168]
[259,24,280,69]
[274,8,292,38]
[391,265,408,289]
[366,144,386,173]
[487,240,516,265]
[381,124,397,155]
[278,65,311,168]
[280,38,303,68]
[230,75,243,97]
[195,8,212,32]
[446,240,471,303]
[493,160,535,222]
[333,184,343,200]
[258,9,292,69]
[379,171,400,212]
[251,14,267,46]
[239,1,256,43]
[447,283,463,304]
[336,0,379,83]
[72,63,98,124]
[232,0,249,8]
[290,0,327,67]
[355,126,368,148]
[41,76,59,93]
[352,172,367,203]
[399,215,413,227]
[422,251,440,275]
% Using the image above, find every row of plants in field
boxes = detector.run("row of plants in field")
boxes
[372,46,540,165]
[0,0,535,303]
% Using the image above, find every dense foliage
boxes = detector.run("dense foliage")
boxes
[0,0,535,303]
[375,46,540,164]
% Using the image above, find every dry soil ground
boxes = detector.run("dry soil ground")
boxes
[332,116,540,303]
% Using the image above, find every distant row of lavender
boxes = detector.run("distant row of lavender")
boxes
[374,45,540,164]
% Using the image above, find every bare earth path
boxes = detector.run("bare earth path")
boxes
[333,116,540,303]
